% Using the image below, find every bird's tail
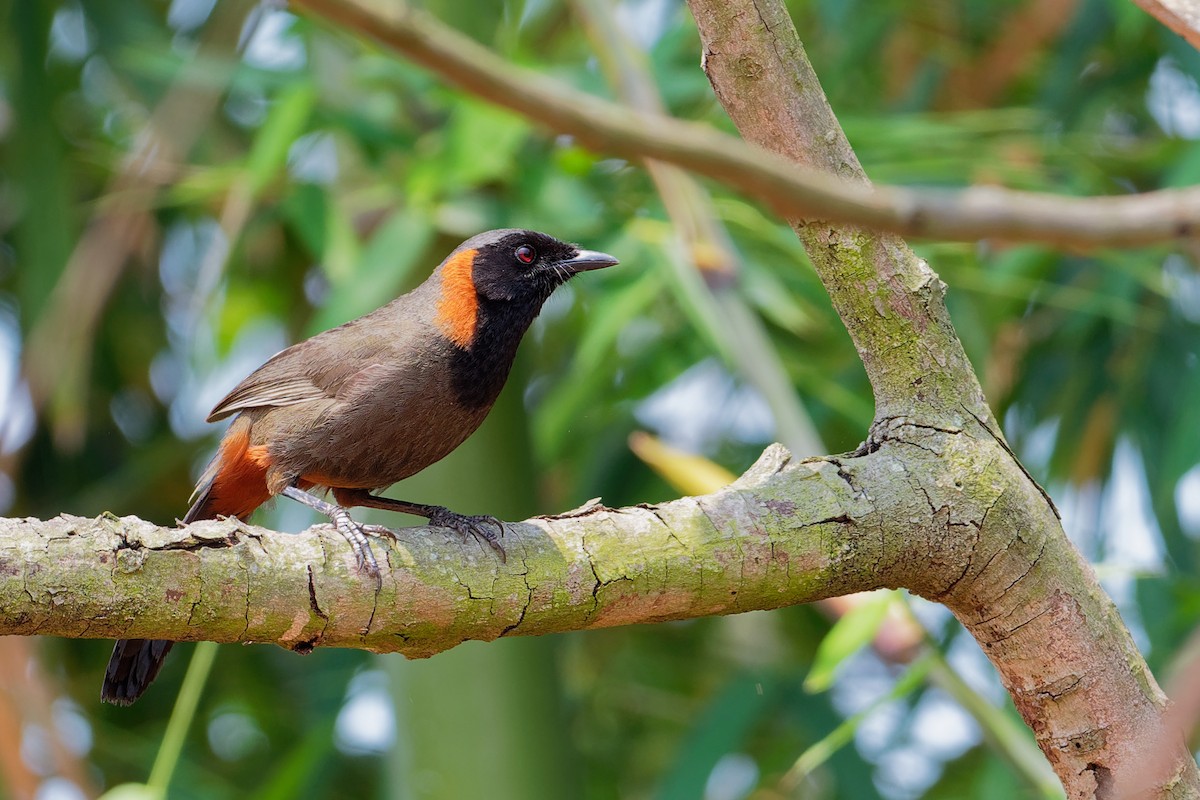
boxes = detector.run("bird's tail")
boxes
[101,418,270,705]
[101,639,176,707]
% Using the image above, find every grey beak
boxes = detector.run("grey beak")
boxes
[563,249,620,273]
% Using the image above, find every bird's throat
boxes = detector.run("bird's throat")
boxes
[447,295,546,409]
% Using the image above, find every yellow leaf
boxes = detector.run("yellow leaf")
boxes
[628,432,736,495]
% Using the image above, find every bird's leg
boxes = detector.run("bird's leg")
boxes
[333,488,507,562]
[281,485,380,577]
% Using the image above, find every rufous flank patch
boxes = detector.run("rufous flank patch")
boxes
[206,424,272,520]
[434,248,479,349]
[245,444,272,468]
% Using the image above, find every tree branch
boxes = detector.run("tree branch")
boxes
[290,0,1200,250]
[1131,0,1200,52]
[9,407,1193,798]
[683,0,991,429]
[0,431,1060,661]
[573,0,826,457]
[4,445,834,650]
[685,1,1199,796]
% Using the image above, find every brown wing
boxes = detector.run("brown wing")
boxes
[207,372,325,421]
[206,311,412,422]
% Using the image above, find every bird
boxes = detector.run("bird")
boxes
[101,228,619,705]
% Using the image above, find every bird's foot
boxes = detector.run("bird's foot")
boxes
[427,507,507,562]
[331,507,381,578]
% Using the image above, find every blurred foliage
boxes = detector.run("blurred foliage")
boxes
[0,0,1198,798]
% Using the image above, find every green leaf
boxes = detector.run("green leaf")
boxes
[804,590,897,693]
[414,98,531,194]
[245,81,318,195]
[250,718,338,800]
[97,785,163,800]
[534,267,664,458]
[789,653,933,784]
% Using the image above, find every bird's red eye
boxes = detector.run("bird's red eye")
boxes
[515,245,536,264]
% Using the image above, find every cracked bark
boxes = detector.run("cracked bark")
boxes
[0,428,1026,646]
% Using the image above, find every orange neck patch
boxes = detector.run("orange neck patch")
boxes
[435,248,479,349]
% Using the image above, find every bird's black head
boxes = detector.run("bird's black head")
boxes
[431,229,618,407]
[456,229,619,303]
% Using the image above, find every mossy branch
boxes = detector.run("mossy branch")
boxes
[5,445,833,652]
[0,430,1023,658]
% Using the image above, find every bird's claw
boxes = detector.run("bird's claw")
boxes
[331,508,381,578]
[428,508,507,562]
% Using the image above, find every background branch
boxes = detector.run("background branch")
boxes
[1132,0,1200,51]
[18,0,257,454]
[292,0,1200,250]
